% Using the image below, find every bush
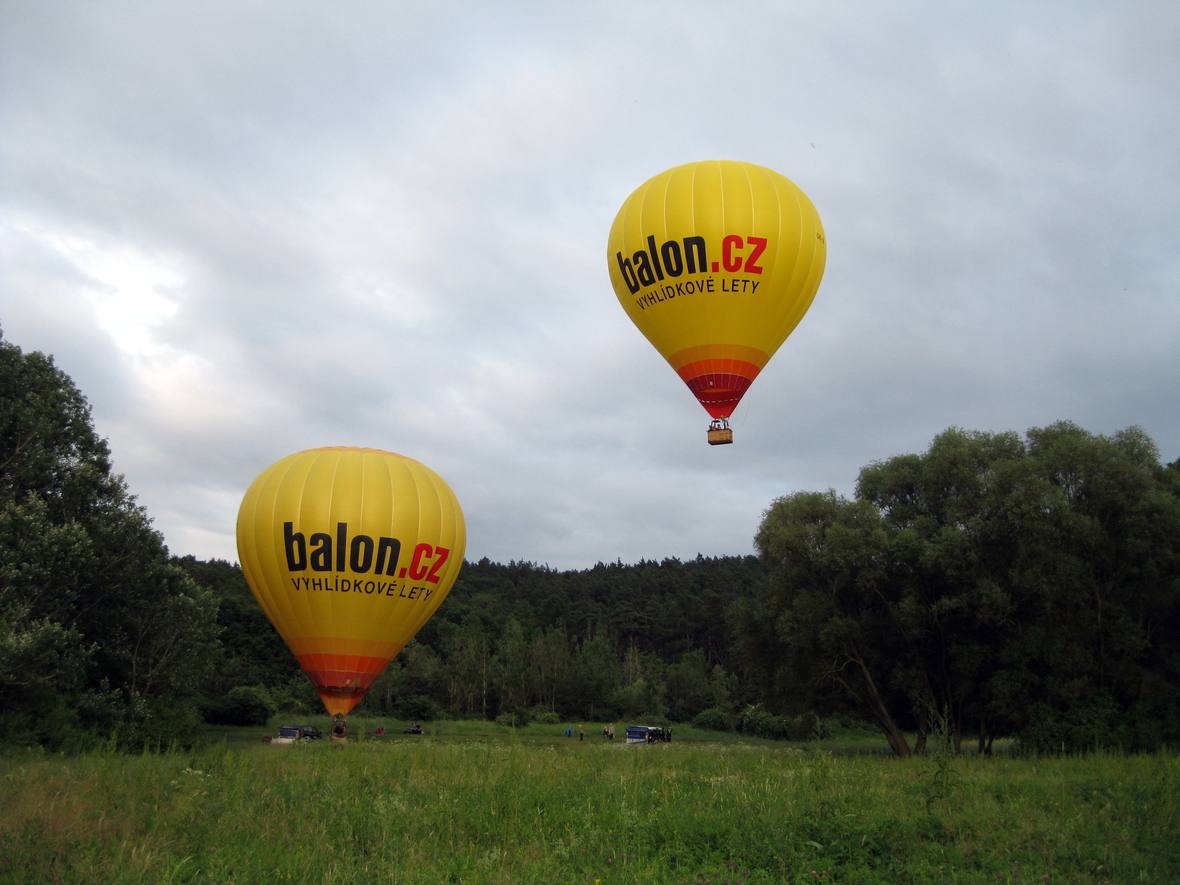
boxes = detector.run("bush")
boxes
[529,707,561,724]
[789,711,830,741]
[1019,699,1123,754]
[736,705,791,740]
[692,707,733,732]
[203,686,275,726]
[495,709,531,728]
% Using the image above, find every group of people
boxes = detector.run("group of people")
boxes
[563,723,618,741]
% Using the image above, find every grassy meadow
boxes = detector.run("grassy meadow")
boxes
[1,721,1177,883]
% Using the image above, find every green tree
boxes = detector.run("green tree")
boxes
[1008,423,1180,750]
[174,556,295,694]
[664,649,713,722]
[754,490,912,756]
[570,626,620,719]
[443,614,492,718]
[529,625,571,713]
[745,423,1180,756]
[0,331,221,747]
[494,617,530,715]
[857,428,1027,752]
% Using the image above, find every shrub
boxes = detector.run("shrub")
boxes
[692,707,733,732]
[790,711,830,741]
[529,707,561,724]
[203,686,275,726]
[495,709,531,728]
[736,705,791,740]
[1019,699,1123,754]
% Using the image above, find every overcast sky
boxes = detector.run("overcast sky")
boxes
[3,1,1178,570]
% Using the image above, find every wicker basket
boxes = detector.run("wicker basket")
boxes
[707,427,734,445]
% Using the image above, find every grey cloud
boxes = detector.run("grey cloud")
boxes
[3,2,1177,569]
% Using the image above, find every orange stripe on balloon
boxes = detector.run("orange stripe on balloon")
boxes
[288,636,403,659]
[676,359,761,383]
[296,653,391,675]
[668,344,769,372]
[296,653,390,716]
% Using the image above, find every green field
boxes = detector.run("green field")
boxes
[1,721,1176,883]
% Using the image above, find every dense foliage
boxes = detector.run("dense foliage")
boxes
[174,554,756,726]
[4,328,1178,754]
[741,426,1180,754]
[0,331,220,749]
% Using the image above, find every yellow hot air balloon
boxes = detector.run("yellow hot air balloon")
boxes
[236,447,465,718]
[607,160,826,444]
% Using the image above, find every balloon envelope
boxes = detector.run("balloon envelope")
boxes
[607,159,826,424]
[236,447,465,716]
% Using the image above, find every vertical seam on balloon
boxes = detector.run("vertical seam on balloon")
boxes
[238,466,272,640]
[408,461,445,642]
[715,159,725,377]
[267,452,302,657]
[374,451,400,667]
[287,450,316,665]
[392,453,408,650]
[778,178,809,351]
[798,199,825,333]
[661,167,671,259]
[795,189,821,334]
[734,162,758,423]
[398,455,423,645]
[766,164,788,412]
[789,185,808,332]
[309,450,337,698]
[297,449,324,679]
[431,471,459,641]
[323,449,344,696]
[356,449,376,665]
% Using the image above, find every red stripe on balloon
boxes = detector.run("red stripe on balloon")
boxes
[682,373,756,419]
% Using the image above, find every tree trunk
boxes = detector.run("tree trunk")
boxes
[848,652,912,757]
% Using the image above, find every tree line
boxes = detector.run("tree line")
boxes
[3,329,1178,753]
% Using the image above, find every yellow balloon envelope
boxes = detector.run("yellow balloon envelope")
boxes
[607,160,826,441]
[236,447,466,716]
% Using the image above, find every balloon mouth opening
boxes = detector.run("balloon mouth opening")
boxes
[317,686,368,717]
[682,373,755,420]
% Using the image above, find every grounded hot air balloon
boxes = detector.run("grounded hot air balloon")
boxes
[236,447,465,722]
[607,160,826,444]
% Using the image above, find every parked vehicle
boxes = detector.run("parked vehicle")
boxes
[267,724,322,744]
[625,724,671,744]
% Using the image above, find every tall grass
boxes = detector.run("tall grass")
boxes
[2,730,1176,882]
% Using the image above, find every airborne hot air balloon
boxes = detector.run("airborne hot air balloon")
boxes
[607,160,826,444]
[236,447,465,720]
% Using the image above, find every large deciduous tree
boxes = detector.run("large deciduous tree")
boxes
[749,423,1180,755]
[0,331,220,748]
[753,490,913,756]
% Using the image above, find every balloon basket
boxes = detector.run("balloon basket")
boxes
[707,418,733,445]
